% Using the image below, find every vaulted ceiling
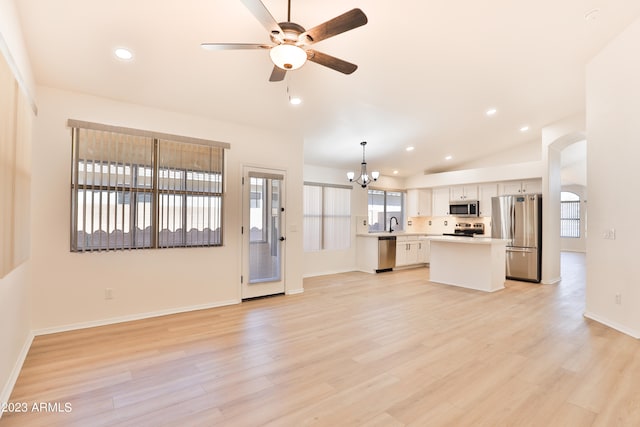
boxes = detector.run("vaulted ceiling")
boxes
[15,0,640,178]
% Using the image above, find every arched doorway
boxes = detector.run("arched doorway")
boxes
[540,116,585,284]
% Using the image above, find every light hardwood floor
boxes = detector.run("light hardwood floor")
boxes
[2,252,640,426]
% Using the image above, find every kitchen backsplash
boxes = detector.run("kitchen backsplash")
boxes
[406,216,492,235]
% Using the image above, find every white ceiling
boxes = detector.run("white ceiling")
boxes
[15,0,640,178]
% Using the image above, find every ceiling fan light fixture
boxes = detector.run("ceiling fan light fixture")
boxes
[270,44,307,70]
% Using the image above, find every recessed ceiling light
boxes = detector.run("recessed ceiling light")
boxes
[520,125,530,132]
[289,96,302,105]
[393,170,399,175]
[114,47,133,61]
[406,146,415,152]
[445,155,453,160]
[486,108,497,116]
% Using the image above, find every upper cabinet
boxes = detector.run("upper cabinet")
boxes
[478,183,498,217]
[406,189,432,217]
[406,179,542,218]
[450,184,478,201]
[432,187,451,216]
[499,179,542,195]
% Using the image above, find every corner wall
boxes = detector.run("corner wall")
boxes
[0,0,34,409]
[585,15,640,337]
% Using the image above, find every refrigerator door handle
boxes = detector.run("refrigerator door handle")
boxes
[510,202,516,245]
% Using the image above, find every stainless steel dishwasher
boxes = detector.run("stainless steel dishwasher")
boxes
[377,236,397,272]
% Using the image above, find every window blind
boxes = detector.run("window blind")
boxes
[69,121,228,251]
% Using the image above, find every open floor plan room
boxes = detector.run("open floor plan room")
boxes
[2,253,638,427]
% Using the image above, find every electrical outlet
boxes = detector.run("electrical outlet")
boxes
[615,293,622,304]
[105,288,114,300]
[362,219,367,226]
[444,220,448,226]
[603,229,616,240]
[428,220,432,226]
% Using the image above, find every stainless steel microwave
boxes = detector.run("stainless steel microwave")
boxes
[449,200,480,217]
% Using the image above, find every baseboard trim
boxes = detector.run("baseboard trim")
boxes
[32,299,241,336]
[542,276,561,285]
[584,311,640,339]
[302,268,356,278]
[0,331,34,413]
[286,288,304,295]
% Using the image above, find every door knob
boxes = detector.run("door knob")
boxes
[279,236,286,241]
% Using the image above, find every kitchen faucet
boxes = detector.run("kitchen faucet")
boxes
[389,216,399,233]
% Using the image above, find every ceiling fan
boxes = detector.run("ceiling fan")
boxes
[201,0,368,82]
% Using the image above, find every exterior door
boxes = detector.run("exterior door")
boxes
[241,167,286,299]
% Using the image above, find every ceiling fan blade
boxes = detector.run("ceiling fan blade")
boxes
[299,8,368,45]
[307,50,358,74]
[240,0,283,37]
[201,43,270,51]
[269,66,287,82]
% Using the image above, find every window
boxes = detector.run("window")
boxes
[303,183,351,251]
[368,189,405,232]
[249,177,272,243]
[560,191,580,238]
[69,121,229,251]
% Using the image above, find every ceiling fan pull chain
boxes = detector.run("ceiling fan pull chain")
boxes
[287,0,291,22]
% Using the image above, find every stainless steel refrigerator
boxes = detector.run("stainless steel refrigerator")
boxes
[491,194,542,282]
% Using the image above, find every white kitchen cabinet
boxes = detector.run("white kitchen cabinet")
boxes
[395,237,423,267]
[521,179,542,194]
[418,239,430,263]
[478,183,498,217]
[499,179,542,195]
[432,187,451,216]
[450,185,478,201]
[406,189,432,217]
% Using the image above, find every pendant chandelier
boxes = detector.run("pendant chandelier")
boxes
[347,141,379,188]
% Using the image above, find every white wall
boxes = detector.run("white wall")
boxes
[31,87,304,331]
[585,16,640,338]
[0,0,35,97]
[0,0,34,408]
[560,184,587,253]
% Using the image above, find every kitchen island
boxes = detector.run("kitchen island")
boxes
[426,236,508,292]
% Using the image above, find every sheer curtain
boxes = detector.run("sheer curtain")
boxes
[323,186,350,250]
[303,184,351,252]
[303,185,322,252]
